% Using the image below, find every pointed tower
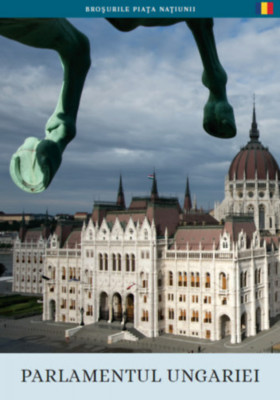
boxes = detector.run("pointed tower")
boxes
[250,95,260,142]
[183,176,192,213]
[116,175,126,209]
[150,172,159,202]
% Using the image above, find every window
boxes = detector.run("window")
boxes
[191,272,195,287]
[183,272,187,287]
[168,308,174,320]
[220,272,227,290]
[169,271,173,286]
[196,273,200,287]
[117,254,122,271]
[204,311,212,323]
[191,310,199,322]
[126,254,130,271]
[141,310,149,322]
[204,296,211,304]
[179,309,187,321]
[179,294,186,302]
[192,295,199,303]
[70,300,76,310]
[178,272,183,286]
[255,268,261,284]
[61,299,66,309]
[112,254,116,271]
[131,254,135,272]
[240,271,247,288]
[205,273,211,288]
[104,254,108,271]
[99,254,103,271]
[86,305,93,316]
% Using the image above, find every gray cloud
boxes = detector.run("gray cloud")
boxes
[0,18,280,215]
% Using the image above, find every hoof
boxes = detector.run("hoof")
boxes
[203,100,236,139]
[10,137,61,193]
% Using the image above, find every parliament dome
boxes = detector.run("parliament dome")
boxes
[228,105,280,181]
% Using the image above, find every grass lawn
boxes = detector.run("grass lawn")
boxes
[0,294,43,318]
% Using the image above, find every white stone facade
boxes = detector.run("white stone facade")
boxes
[214,174,280,233]
[41,215,280,344]
[12,235,46,294]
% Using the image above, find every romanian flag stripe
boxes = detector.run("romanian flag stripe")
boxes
[256,2,274,15]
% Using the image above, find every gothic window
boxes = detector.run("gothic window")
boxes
[220,272,227,290]
[131,254,135,272]
[196,272,200,287]
[104,254,108,271]
[183,272,187,287]
[191,272,195,287]
[126,254,130,272]
[99,254,103,271]
[112,254,116,271]
[117,254,122,271]
[169,271,173,286]
[178,272,183,287]
[205,272,211,288]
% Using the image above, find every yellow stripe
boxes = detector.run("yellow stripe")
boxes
[261,2,268,14]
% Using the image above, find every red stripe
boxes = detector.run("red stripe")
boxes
[268,2,274,14]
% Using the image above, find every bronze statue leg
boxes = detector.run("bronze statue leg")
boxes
[0,19,91,192]
[186,19,236,139]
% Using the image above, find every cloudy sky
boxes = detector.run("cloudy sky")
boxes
[1,18,280,215]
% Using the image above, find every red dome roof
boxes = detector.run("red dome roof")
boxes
[228,106,280,181]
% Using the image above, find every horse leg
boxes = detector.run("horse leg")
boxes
[186,18,236,139]
[0,18,91,192]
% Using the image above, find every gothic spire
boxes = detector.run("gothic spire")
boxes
[151,172,159,202]
[116,175,126,209]
[249,95,260,141]
[184,176,192,212]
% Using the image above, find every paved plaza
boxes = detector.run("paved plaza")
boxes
[1,313,280,353]
[1,280,280,354]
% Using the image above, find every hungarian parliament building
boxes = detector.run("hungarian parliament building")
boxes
[12,106,280,344]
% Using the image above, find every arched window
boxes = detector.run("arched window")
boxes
[104,254,108,271]
[117,254,122,271]
[169,271,173,286]
[61,267,66,280]
[131,254,135,272]
[178,272,183,287]
[191,272,195,287]
[205,273,211,288]
[220,272,227,290]
[112,254,116,271]
[99,254,103,271]
[196,273,200,287]
[183,272,187,287]
[126,254,130,272]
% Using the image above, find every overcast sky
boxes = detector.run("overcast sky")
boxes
[1,18,280,215]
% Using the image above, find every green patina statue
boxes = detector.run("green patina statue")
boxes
[0,18,236,193]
